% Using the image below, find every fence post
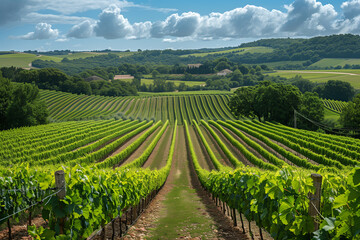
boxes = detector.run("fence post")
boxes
[55,170,66,234]
[309,173,322,231]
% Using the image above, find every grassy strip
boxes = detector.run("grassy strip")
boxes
[225,120,320,170]
[192,120,230,171]
[34,120,139,166]
[94,121,162,168]
[248,120,358,166]
[8,120,125,163]
[121,120,170,169]
[217,120,289,168]
[200,120,244,168]
[208,120,278,171]
[64,120,153,167]
[238,120,344,169]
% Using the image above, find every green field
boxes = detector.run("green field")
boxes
[121,78,206,87]
[0,51,136,68]
[139,90,231,96]
[268,70,360,89]
[311,58,360,68]
[180,46,273,57]
[0,53,62,68]
[1,87,359,239]
[254,60,305,68]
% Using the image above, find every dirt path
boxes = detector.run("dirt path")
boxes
[200,125,234,168]
[233,128,297,167]
[117,127,162,167]
[143,126,172,169]
[210,126,254,167]
[123,126,251,239]
[189,125,215,171]
[221,126,270,164]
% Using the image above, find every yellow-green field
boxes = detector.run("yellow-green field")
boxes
[267,70,360,89]
[180,47,273,57]
[311,58,360,68]
[121,78,206,87]
[138,90,231,96]
[253,60,305,68]
[0,51,135,68]
[0,53,62,68]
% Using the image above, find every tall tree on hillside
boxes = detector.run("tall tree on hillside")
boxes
[298,92,324,130]
[0,79,48,130]
[340,94,360,128]
[229,81,302,125]
[314,80,355,101]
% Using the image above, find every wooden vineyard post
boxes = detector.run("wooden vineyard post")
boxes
[55,170,66,234]
[232,208,237,227]
[309,173,322,231]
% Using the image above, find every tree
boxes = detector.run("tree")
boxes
[230,69,243,84]
[291,76,314,93]
[0,77,12,128]
[229,87,256,118]
[298,92,324,130]
[229,82,302,125]
[319,80,355,101]
[340,94,360,128]
[153,78,166,92]
[151,70,160,79]
[215,61,230,71]
[0,79,48,130]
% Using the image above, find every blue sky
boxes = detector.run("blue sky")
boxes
[0,0,359,51]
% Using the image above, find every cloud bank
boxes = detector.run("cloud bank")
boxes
[10,0,360,41]
[17,23,59,40]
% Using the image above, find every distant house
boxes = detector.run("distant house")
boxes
[114,75,134,80]
[217,69,233,76]
[187,64,203,69]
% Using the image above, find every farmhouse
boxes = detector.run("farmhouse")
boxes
[114,75,134,80]
[217,69,233,76]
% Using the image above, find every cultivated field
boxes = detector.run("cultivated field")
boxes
[0,51,135,68]
[180,46,273,57]
[268,70,360,89]
[1,91,359,239]
[310,58,360,68]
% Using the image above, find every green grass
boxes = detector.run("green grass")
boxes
[323,108,341,127]
[0,51,136,68]
[180,47,273,58]
[254,60,305,68]
[138,90,231,96]
[0,53,62,68]
[148,143,216,239]
[121,78,206,87]
[311,58,360,68]
[267,70,360,89]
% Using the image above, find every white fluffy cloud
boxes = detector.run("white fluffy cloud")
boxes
[94,5,133,39]
[19,0,360,42]
[68,5,151,39]
[17,23,59,40]
[198,6,285,39]
[281,0,338,35]
[151,12,201,38]
[67,20,94,38]
[342,0,360,19]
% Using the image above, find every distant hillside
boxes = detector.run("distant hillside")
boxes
[3,34,360,70]
[240,38,305,49]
